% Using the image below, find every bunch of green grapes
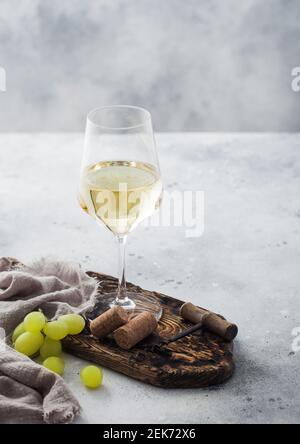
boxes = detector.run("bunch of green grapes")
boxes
[12,311,103,387]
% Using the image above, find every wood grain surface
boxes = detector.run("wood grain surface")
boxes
[63,272,235,388]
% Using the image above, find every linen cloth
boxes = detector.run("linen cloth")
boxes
[0,257,98,424]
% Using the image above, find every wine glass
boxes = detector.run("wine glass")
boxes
[79,106,163,319]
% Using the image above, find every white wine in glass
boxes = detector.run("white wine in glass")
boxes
[79,106,163,319]
[79,160,162,235]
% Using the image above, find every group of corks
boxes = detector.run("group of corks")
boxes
[90,307,157,350]
[89,302,238,350]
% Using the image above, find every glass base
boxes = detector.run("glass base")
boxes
[88,291,163,321]
[110,296,136,311]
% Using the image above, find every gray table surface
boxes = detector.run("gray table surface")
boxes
[0,133,299,424]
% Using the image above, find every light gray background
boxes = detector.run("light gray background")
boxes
[0,0,300,132]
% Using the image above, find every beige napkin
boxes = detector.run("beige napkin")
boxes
[0,257,98,424]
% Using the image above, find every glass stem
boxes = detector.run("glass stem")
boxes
[116,235,127,303]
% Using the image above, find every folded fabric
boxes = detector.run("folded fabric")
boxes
[0,257,98,424]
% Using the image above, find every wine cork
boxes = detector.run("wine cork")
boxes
[180,302,238,342]
[114,311,157,350]
[90,306,129,339]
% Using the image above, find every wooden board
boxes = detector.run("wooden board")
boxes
[63,272,235,388]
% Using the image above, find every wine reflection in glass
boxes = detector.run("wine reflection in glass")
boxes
[78,106,163,319]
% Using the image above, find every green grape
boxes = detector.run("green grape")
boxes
[58,314,85,335]
[14,331,44,357]
[12,322,26,343]
[43,357,65,376]
[80,365,103,388]
[24,311,46,333]
[43,320,68,340]
[40,337,62,360]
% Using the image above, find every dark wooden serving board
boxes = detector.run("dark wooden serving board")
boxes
[63,272,235,388]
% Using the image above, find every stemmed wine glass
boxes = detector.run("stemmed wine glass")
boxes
[78,106,163,319]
